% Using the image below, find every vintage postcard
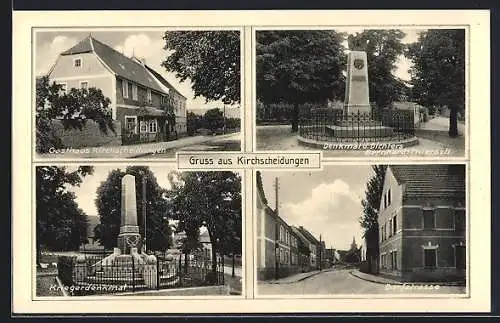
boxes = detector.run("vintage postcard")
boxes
[12,10,490,314]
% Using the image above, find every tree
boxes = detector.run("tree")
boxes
[359,165,387,273]
[36,166,94,262]
[256,30,346,132]
[94,166,172,251]
[406,29,465,137]
[166,171,242,277]
[36,75,115,153]
[203,108,225,132]
[162,31,240,105]
[186,111,202,135]
[347,30,407,110]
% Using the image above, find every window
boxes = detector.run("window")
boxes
[148,120,158,133]
[74,58,82,67]
[383,193,387,209]
[388,219,393,237]
[125,116,137,134]
[122,80,129,98]
[139,121,147,133]
[455,210,466,231]
[393,215,397,234]
[147,89,152,103]
[455,245,466,270]
[387,188,391,206]
[423,209,435,229]
[80,81,88,90]
[424,249,437,269]
[132,84,138,100]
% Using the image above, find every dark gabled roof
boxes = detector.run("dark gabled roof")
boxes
[255,171,268,205]
[60,35,168,95]
[290,226,311,247]
[145,65,187,100]
[61,36,93,55]
[390,164,466,198]
[297,226,320,245]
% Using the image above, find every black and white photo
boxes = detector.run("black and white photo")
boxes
[255,29,466,157]
[255,164,467,295]
[35,165,242,296]
[35,29,241,159]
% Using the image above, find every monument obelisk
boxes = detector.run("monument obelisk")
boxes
[344,51,371,115]
[117,174,142,253]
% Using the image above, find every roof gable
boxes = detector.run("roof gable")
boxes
[90,37,168,94]
[60,35,168,95]
[60,36,93,55]
[389,164,465,198]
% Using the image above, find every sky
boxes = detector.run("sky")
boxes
[34,30,241,118]
[260,165,375,251]
[65,165,176,217]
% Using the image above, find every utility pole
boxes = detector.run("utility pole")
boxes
[142,174,147,253]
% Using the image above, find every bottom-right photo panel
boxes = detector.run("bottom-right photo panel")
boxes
[254,164,467,297]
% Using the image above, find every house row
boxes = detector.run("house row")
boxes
[45,34,187,145]
[255,172,330,281]
[377,164,466,282]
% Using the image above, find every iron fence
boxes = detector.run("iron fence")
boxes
[58,253,225,296]
[121,131,166,145]
[299,108,415,143]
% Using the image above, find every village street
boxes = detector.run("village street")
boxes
[257,269,467,295]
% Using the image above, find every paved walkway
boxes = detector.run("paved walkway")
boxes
[350,269,465,286]
[263,269,331,284]
[419,116,465,134]
[37,133,240,159]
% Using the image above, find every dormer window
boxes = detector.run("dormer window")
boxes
[74,58,82,67]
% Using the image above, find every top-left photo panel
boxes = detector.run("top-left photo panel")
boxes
[33,28,242,160]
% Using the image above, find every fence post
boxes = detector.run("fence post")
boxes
[156,258,160,290]
[132,256,135,293]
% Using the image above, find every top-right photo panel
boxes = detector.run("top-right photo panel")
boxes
[254,28,467,158]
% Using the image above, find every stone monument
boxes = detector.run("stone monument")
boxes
[344,51,371,115]
[298,50,419,148]
[117,174,142,254]
[77,174,157,288]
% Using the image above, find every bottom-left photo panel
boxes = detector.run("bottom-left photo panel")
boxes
[34,164,243,298]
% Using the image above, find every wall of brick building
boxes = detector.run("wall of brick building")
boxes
[379,169,466,282]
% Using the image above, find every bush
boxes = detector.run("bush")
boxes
[57,256,75,286]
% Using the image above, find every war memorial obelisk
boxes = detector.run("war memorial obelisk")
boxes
[77,174,157,288]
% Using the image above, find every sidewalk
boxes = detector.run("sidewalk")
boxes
[264,269,330,285]
[350,269,465,286]
[37,133,240,159]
